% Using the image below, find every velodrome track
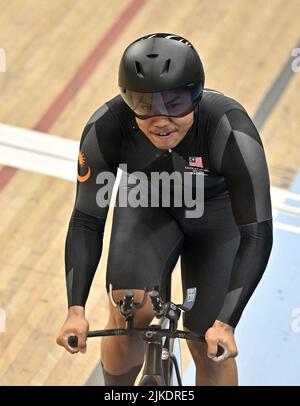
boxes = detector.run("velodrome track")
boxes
[0,0,299,385]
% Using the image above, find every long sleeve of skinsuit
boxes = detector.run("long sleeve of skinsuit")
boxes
[65,104,121,307]
[209,109,273,327]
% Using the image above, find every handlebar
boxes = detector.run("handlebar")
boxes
[67,327,225,358]
[67,288,225,359]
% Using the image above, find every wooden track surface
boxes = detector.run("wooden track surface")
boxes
[0,0,299,385]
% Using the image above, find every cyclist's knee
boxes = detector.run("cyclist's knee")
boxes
[187,337,216,366]
[107,290,154,328]
[184,326,207,358]
[187,339,234,369]
[186,339,207,362]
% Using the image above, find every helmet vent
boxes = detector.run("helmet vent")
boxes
[160,59,171,75]
[135,61,145,78]
[146,54,158,58]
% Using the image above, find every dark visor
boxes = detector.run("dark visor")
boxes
[120,83,203,119]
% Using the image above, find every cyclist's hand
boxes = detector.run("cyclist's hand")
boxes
[56,306,89,354]
[205,320,238,362]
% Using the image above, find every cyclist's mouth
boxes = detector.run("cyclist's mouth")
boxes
[152,130,176,139]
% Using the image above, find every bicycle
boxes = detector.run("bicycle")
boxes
[68,285,224,386]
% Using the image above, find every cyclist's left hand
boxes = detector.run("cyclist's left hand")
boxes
[205,320,238,362]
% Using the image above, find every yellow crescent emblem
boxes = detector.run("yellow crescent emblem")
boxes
[77,151,91,183]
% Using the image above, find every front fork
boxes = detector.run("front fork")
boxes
[139,340,166,386]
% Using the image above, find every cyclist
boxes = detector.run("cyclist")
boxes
[56,33,273,386]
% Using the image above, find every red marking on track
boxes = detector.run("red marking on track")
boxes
[0,0,147,190]
[0,167,18,190]
[35,0,147,132]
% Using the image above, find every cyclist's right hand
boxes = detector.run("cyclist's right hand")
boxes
[56,306,89,354]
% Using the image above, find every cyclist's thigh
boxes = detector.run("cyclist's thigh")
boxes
[180,197,241,335]
[106,202,184,294]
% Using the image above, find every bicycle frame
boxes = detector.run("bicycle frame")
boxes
[139,319,182,386]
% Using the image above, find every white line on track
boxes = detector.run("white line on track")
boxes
[1,123,300,224]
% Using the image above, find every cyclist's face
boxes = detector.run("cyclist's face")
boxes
[135,111,194,150]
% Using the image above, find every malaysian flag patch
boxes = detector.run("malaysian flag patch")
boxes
[189,156,203,168]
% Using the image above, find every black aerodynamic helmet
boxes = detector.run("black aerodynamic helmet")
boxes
[118,33,205,119]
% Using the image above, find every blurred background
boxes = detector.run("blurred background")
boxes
[0,0,299,385]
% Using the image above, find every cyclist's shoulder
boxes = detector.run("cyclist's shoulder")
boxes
[84,95,134,136]
[199,88,247,119]
[200,89,256,147]
[84,95,126,127]
[79,97,125,167]
[106,94,134,117]
[81,95,132,143]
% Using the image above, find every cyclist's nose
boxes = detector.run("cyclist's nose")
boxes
[151,115,172,128]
